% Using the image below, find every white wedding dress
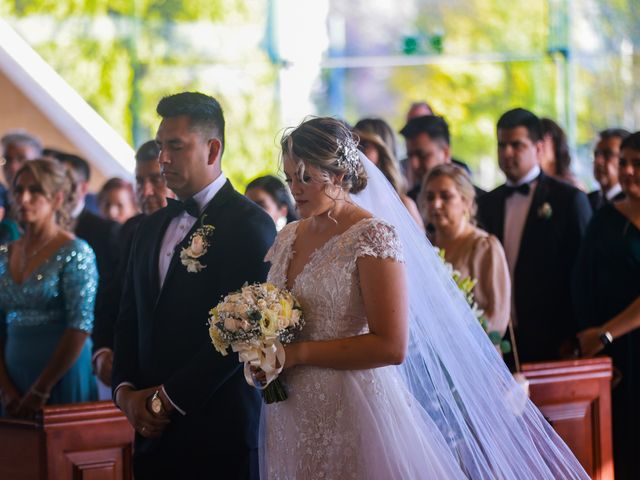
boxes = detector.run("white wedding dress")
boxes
[261,218,465,479]
[259,150,588,480]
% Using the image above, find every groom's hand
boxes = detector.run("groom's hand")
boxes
[117,386,170,438]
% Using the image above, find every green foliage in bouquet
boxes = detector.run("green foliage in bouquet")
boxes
[437,249,511,354]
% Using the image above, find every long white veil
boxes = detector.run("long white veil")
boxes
[353,151,588,479]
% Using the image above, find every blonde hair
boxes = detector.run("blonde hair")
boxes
[280,117,368,194]
[419,164,477,222]
[13,158,77,229]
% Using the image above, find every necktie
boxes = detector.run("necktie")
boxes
[504,183,530,198]
[166,197,200,218]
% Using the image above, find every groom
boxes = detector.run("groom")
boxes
[112,92,276,479]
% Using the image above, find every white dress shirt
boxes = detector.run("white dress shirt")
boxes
[605,183,623,202]
[158,173,227,288]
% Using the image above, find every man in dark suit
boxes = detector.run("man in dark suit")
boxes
[477,108,592,364]
[588,128,631,211]
[399,115,485,202]
[112,92,276,479]
[92,140,175,388]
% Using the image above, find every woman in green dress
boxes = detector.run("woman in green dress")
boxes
[0,159,98,418]
[574,131,640,480]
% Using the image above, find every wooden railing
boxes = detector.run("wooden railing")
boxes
[0,357,613,479]
[0,401,133,480]
[523,357,614,480]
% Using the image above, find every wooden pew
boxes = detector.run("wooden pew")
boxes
[0,358,614,479]
[0,401,134,480]
[523,357,614,480]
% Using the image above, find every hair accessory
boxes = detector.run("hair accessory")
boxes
[336,136,361,178]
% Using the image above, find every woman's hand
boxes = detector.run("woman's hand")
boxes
[0,383,22,416]
[14,388,48,419]
[577,328,604,358]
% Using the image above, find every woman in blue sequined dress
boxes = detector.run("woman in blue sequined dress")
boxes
[0,159,98,418]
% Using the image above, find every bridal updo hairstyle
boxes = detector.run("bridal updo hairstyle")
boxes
[12,158,77,229]
[280,117,368,194]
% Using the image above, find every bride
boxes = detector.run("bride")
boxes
[260,117,588,479]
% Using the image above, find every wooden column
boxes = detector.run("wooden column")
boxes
[0,401,134,480]
[523,357,614,480]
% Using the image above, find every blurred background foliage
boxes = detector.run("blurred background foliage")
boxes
[1,0,639,189]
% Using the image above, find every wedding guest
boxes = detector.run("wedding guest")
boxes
[0,159,98,417]
[1,131,42,187]
[98,177,139,224]
[574,131,640,480]
[245,175,298,231]
[0,190,20,244]
[353,126,425,232]
[91,141,174,394]
[477,108,592,364]
[112,92,275,479]
[354,117,399,158]
[588,128,631,211]
[420,164,510,336]
[406,100,434,121]
[400,115,484,204]
[540,118,580,187]
[55,153,120,288]
[2,132,42,220]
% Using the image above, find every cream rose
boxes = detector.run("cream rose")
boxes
[189,235,206,258]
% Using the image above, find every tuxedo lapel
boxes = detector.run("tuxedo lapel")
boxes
[149,209,176,306]
[153,181,235,310]
[493,186,508,243]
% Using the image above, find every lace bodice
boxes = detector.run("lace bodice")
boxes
[265,217,403,342]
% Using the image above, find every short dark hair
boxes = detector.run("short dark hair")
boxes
[135,140,160,164]
[48,150,91,182]
[620,131,640,151]
[399,115,450,146]
[599,128,631,143]
[497,108,543,142]
[245,175,299,223]
[156,92,225,154]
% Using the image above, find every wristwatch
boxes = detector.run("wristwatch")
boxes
[150,390,166,416]
[599,331,614,346]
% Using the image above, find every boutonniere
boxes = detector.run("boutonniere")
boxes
[537,202,553,220]
[180,216,215,273]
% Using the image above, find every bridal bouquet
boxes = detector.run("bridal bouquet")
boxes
[436,249,511,354]
[208,282,304,403]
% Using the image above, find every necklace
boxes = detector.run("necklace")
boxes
[20,231,58,276]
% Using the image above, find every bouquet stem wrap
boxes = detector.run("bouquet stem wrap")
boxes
[233,338,288,403]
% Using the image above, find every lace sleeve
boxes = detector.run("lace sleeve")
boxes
[355,219,404,262]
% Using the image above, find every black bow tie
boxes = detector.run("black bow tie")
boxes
[504,183,531,197]
[166,197,200,218]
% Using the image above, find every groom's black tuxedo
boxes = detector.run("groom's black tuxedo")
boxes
[113,180,276,479]
[477,173,592,363]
